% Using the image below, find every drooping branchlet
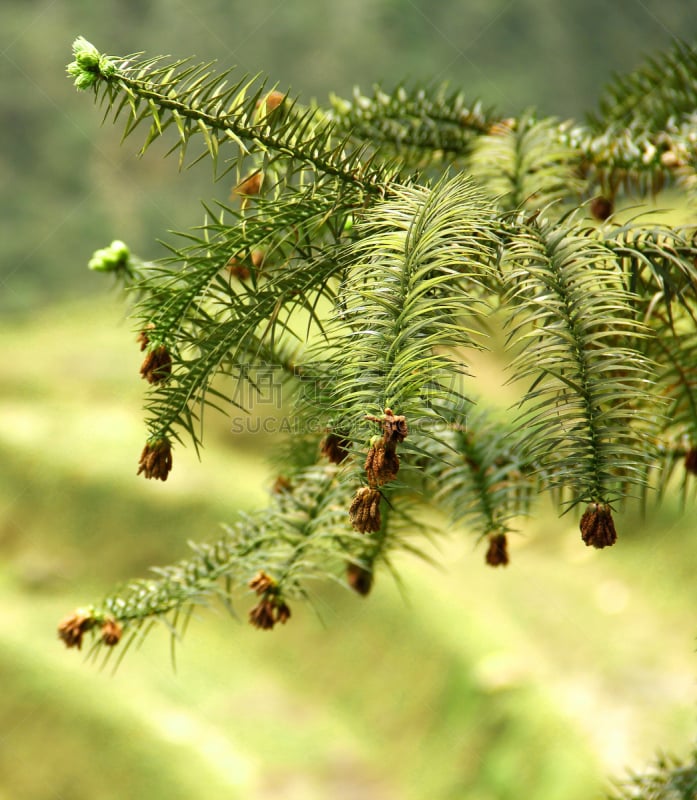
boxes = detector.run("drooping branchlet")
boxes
[140,345,172,384]
[57,610,96,650]
[349,487,382,533]
[485,533,509,567]
[346,562,373,596]
[321,432,350,464]
[137,437,173,481]
[580,502,618,548]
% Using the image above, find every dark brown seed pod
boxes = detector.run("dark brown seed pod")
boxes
[346,562,373,596]
[137,437,173,481]
[140,345,172,384]
[349,487,382,533]
[685,447,697,476]
[580,502,617,549]
[485,533,509,567]
[320,432,350,464]
[590,196,613,221]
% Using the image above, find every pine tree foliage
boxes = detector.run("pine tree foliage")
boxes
[61,37,697,659]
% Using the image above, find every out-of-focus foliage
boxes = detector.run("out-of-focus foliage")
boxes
[2,0,697,311]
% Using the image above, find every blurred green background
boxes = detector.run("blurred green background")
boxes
[2,2,697,798]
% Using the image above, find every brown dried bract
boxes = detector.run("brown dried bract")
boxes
[57,610,95,650]
[347,562,373,596]
[349,487,382,533]
[590,196,613,221]
[233,172,262,197]
[137,437,173,481]
[100,618,123,646]
[382,408,408,444]
[140,345,172,384]
[275,601,291,625]
[365,441,400,486]
[580,502,617,548]
[320,432,350,464]
[249,570,276,595]
[685,447,697,476]
[485,533,509,567]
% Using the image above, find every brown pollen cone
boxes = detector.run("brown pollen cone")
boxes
[365,441,400,486]
[685,447,697,476]
[580,502,618,548]
[137,437,173,481]
[349,487,382,533]
[347,562,373,596]
[136,323,156,352]
[57,610,95,650]
[590,196,613,221]
[321,432,350,464]
[275,602,291,625]
[485,533,509,567]
[100,618,123,646]
[140,345,172,384]
[271,475,293,494]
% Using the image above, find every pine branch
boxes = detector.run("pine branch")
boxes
[467,113,584,211]
[502,214,657,508]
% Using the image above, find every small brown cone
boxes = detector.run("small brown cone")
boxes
[226,256,251,280]
[233,172,262,198]
[364,441,400,486]
[137,437,173,481]
[485,533,509,567]
[349,487,382,533]
[685,447,697,476]
[257,90,286,116]
[580,502,617,549]
[100,618,123,646]
[57,610,95,650]
[249,570,276,595]
[347,562,373,596]
[140,345,172,384]
[382,408,408,444]
[320,432,350,464]
[249,598,276,630]
[590,196,613,221]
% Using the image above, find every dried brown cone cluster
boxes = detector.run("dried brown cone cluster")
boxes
[580,502,618,549]
[100,618,123,647]
[485,533,509,567]
[349,487,382,533]
[137,437,173,481]
[321,432,350,464]
[685,446,697,476]
[225,255,251,280]
[140,345,172,384]
[248,571,292,630]
[346,562,373,596]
